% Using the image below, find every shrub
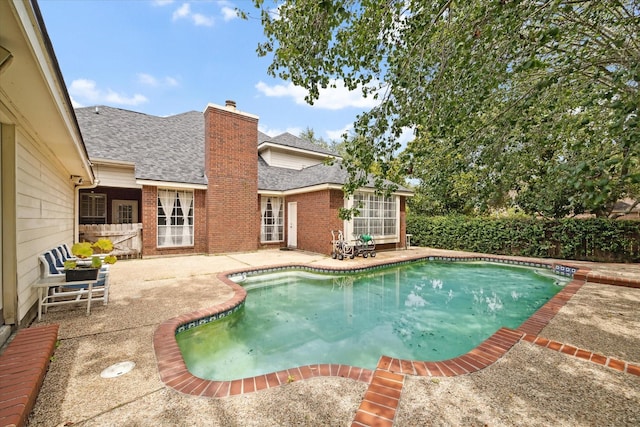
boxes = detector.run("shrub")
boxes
[407,215,640,263]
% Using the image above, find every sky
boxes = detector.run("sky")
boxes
[37,0,382,142]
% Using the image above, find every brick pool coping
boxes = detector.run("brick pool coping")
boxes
[152,254,640,426]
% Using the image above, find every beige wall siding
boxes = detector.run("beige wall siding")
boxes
[262,148,324,170]
[93,163,139,188]
[15,128,76,322]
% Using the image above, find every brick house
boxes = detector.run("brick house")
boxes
[74,101,413,257]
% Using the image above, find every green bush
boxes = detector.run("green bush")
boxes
[407,215,640,263]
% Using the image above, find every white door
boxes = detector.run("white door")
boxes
[112,200,138,224]
[287,202,297,248]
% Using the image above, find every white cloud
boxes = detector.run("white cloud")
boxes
[255,80,380,110]
[137,73,180,87]
[255,81,307,100]
[172,3,190,20]
[397,126,415,148]
[138,73,158,86]
[69,79,101,102]
[69,95,83,109]
[221,6,238,21]
[172,3,214,26]
[164,76,179,86]
[326,123,353,141]
[152,0,174,6]
[192,13,214,26]
[69,78,148,107]
[105,91,148,106]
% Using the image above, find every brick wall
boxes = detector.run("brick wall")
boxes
[286,189,345,255]
[204,103,259,253]
[400,196,407,249]
[193,189,207,251]
[285,191,408,255]
[141,186,207,256]
[141,185,156,255]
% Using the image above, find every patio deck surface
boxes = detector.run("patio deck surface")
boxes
[4,247,640,426]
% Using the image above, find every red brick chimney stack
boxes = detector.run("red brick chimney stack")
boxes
[204,101,259,252]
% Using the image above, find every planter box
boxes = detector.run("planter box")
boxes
[65,267,99,282]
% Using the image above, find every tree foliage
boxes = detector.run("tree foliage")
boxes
[299,127,334,151]
[252,0,640,218]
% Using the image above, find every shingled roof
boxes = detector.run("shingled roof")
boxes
[75,106,206,185]
[75,105,411,194]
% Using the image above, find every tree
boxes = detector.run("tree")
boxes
[252,0,640,217]
[299,127,331,150]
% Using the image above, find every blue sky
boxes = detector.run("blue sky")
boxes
[38,0,382,142]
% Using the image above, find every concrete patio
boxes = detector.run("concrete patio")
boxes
[22,248,640,426]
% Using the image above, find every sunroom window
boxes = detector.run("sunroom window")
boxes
[352,193,397,238]
[260,196,284,242]
[80,193,106,224]
[157,189,193,247]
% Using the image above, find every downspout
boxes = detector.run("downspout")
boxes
[73,178,100,242]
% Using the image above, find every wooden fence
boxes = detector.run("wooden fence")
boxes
[79,223,143,258]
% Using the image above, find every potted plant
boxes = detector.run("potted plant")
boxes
[92,238,114,255]
[63,240,117,282]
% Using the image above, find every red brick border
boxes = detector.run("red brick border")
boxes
[0,324,59,427]
[522,334,640,376]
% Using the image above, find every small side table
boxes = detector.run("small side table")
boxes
[33,276,96,321]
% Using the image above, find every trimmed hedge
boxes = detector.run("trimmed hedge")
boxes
[407,215,640,263]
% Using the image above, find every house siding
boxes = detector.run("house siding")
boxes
[14,128,76,323]
[204,105,259,253]
[93,162,139,188]
[261,148,325,170]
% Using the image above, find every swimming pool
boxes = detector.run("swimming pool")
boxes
[176,261,567,381]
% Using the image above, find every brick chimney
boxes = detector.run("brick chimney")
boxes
[204,102,259,253]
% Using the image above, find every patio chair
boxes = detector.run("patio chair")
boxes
[40,251,64,277]
[56,245,76,263]
[35,251,110,320]
[50,247,67,269]
[60,243,74,259]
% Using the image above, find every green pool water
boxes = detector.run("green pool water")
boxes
[176,261,566,381]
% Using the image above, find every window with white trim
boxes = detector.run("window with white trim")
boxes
[157,189,194,247]
[260,196,284,242]
[80,193,107,224]
[352,193,397,237]
[112,200,138,224]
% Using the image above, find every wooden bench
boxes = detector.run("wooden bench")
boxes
[0,325,59,427]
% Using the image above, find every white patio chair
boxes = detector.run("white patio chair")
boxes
[35,251,110,320]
